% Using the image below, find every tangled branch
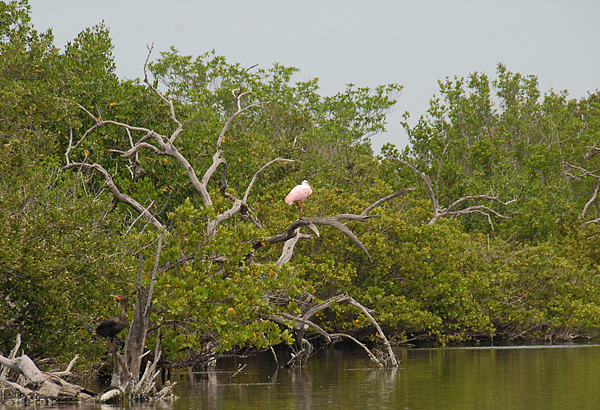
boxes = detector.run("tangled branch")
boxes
[390,157,517,228]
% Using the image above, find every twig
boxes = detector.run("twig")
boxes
[390,157,516,228]
[329,333,383,367]
[228,364,247,383]
[362,187,416,216]
[267,343,279,366]
[49,354,79,376]
[125,200,155,235]
[243,157,294,203]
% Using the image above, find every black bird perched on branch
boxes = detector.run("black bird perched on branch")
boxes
[87,294,128,340]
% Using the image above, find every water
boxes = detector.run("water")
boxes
[4,343,600,410]
[176,343,600,410]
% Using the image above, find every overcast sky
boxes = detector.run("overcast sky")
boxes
[29,0,600,152]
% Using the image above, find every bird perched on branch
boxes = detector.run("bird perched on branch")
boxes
[285,180,313,219]
[87,294,128,341]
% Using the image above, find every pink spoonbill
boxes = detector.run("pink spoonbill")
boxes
[285,180,313,219]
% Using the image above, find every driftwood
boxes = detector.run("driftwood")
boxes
[0,335,94,404]
[227,364,247,383]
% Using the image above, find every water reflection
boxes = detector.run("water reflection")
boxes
[395,344,600,409]
[179,344,600,410]
[4,343,600,410]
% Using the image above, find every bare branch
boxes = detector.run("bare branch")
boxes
[72,101,213,207]
[391,156,516,227]
[62,162,164,230]
[142,43,184,143]
[391,157,439,210]
[203,78,262,189]
[125,201,155,235]
[434,140,450,202]
[147,228,166,316]
[259,186,416,264]
[0,334,20,380]
[227,363,247,383]
[584,141,600,160]
[329,333,383,366]
[109,142,167,157]
[345,296,398,367]
[48,354,79,376]
[270,305,384,366]
[258,214,375,263]
[276,229,315,266]
[301,294,352,320]
[445,195,517,213]
[581,217,600,227]
[563,162,600,179]
[563,161,600,226]
[255,219,317,248]
[75,105,155,136]
[581,180,600,222]
[271,294,398,367]
[306,215,374,262]
[243,157,294,203]
[277,313,332,342]
[362,186,416,216]
[67,59,265,237]
[216,200,242,223]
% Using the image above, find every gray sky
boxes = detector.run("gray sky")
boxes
[30,0,600,152]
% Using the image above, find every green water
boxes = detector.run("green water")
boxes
[4,344,600,410]
[174,343,600,409]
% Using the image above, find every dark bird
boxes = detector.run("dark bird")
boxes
[88,294,128,340]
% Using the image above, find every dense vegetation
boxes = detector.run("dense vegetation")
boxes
[2,1,600,369]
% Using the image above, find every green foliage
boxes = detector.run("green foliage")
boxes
[0,167,135,358]
[149,49,402,191]
[0,1,136,361]
[5,1,600,369]
[149,200,303,357]
[375,63,600,342]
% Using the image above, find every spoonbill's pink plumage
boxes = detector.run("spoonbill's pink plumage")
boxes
[285,180,313,219]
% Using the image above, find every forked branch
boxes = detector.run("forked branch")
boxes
[64,47,292,238]
[270,294,398,368]
[390,157,517,228]
[564,160,600,226]
[257,187,415,263]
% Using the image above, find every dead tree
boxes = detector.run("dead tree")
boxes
[61,46,411,375]
[388,145,517,228]
[63,46,289,238]
[61,48,285,401]
[95,231,172,403]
